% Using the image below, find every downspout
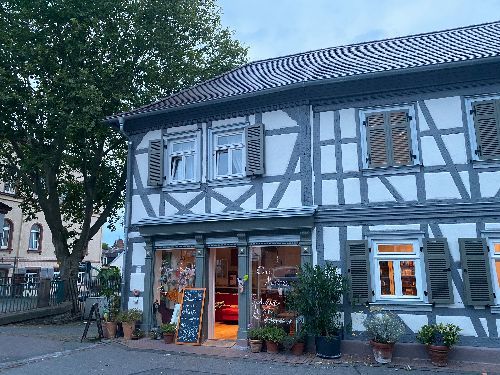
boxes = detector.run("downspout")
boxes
[119,117,133,310]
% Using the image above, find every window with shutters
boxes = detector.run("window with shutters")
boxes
[371,240,424,302]
[466,97,500,161]
[167,138,197,183]
[487,239,500,304]
[360,106,419,169]
[210,126,246,179]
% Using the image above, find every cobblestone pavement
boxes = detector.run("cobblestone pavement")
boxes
[0,322,496,374]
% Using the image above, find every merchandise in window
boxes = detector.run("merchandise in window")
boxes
[214,132,244,178]
[168,139,196,183]
[372,241,422,301]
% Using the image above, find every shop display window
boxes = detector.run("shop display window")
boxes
[158,249,196,308]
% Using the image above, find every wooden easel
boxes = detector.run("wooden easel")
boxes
[81,302,104,342]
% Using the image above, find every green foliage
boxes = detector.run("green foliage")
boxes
[260,326,287,344]
[281,335,295,351]
[363,310,405,344]
[132,328,144,339]
[98,266,121,299]
[0,0,247,278]
[102,243,109,251]
[160,323,177,334]
[116,308,142,323]
[417,323,461,347]
[247,327,264,341]
[287,263,348,337]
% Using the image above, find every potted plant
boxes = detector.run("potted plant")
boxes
[260,326,286,354]
[131,328,144,340]
[363,309,405,363]
[117,309,142,340]
[417,323,461,367]
[247,327,264,353]
[160,323,177,344]
[149,327,162,340]
[291,331,306,356]
[287,263,348,358]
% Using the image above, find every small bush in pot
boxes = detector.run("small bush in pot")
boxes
[117,309,142,340]
[363,309,405,363]
[417,323,461,367]
[160,323,177,344]
[282,331,306,356]
[248,327,264,353]
[260,326,286,354]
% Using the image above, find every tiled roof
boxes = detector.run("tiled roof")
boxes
[113,21,500,119]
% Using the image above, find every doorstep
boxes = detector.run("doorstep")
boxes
[116,338,500,373]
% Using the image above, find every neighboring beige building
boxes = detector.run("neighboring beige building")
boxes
[0,181,102,278]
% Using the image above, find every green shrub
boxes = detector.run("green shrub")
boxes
[116,308,142,323]
[417,323,461,347]
[247,327,264,341]
[363,310,405,344]
[160,323,177,334]
[260,326,287,343]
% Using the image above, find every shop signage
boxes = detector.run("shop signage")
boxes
[175,288,206,345]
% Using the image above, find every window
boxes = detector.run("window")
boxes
[212,131,245,178]
[372,240,423,301]
[360,106,419,168]
[3,183,15,195]
[167,138,197,183]
[1,219,13,250]
[489,240,500,303]
[467,98,500,160]
[29,224,42,251]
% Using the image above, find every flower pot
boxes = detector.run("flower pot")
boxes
[249,339,263,353]
[370,340,395,364]
[122,322,135,340]
[427,345,450,367]
[266,340,279,354]
[291,342,305,356]
[105,321,118,339]
[163,333,175,344]
[315,335,341,359]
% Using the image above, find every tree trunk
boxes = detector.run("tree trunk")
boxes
[60,255,81,313]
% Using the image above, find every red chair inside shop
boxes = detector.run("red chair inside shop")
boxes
[214,292,238,323]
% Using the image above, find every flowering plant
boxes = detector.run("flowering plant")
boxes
[363,309,405,344]
[417,323,461,347]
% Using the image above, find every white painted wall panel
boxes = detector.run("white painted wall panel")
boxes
[170,191,200,206]
[323,227,340,261]
[367,177,396,202]
[387,175,417,201]
[417,106,430,131]
[135,153,149,186]
[341,143,359,172]
[137,130,161,149]
[424,97,463,130]
[149,194,160,216]
[351,312,366,331]
[347,226,362,240]
[439,223,477,262]
[322,179,338,205]
[214,185,252,201]
[479,171,500,198]
[278,180,301,208]
[131,195,148,224]
[132,243,146,266]
[459,171,470,197]
[262,110,297,130]
[339,108,357,139]
[319,111,335,141]
[128,296,143,311]
[343,178,361,204]
[425,172,461,200]
[486,223,500,230]
[320,145,336,173]
[166,124,198,134]
[263,182,280,209]
[212,116,246,128]
[420,136,445,166]
[265,133,297,176]
[190,198,206,214]
[210,198,226,213]
[442,133,467,164]
[398,314,428,333]
[436,315,476,336]
[240,194,256,211]
[369,224,421,231]
[130,272,145,292]
[164,201,178,216]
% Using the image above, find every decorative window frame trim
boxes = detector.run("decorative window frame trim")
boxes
[208,122,247,181]
[359,103,420,170]
[481,229,500,307]
[163,130,201,186]
[28,223,43,253]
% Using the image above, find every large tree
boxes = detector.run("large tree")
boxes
[0,0,247,290]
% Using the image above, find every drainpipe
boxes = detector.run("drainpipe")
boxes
[119,117,133,311]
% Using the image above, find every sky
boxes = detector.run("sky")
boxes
[102,0,500,245]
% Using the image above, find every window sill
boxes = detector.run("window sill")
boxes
[163,182,201,192]
[471,159,500,170]
[369,301,432,312]
[27,249,41,254]
[490,305,500,314]
[0,248,12,253]
[207,176,251,187]
[361,164,421,177]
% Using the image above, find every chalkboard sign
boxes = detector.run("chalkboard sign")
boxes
[175,288,206,345]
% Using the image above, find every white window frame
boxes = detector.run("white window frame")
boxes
[164,131,201,185]
[486,236,500,305]
[29,224,41,251]
[209,124,246,180]
[359,104,420,169]
[464,93,500,162]
[1,220,11,250]
[371,239,424,302]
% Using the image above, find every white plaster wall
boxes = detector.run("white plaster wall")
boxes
[479,171,500,198]
[322,179,338,205]
[135,153,149,186]
[424,97,463,130]
[323,227,340,261]
[133,176,137,190]
[137,130,161,150]
[132,243,146,266]
[417,106,430,131]
[263,182,280,208]
[398,314,428,333]
[343,178,361,204]
[128,231,141,239]
[210,198,226,213]
[166,124,198,133]
[369,224,421,231]
[262,110,297,130]
[347,226,362,240]
[214,185,252,201]
[339,108,357,139]
[486,223,500,230]
[387,175,417,201]
[130,272,145,292]
[442,133,467,164]
[278,180,301,208]
[149,194,160,216]
[425,172,461,200]
[320,145,336,173]
[170,191,199,206]
[459,171,470,197]
[351,312,366,331]
[341,143,359,172]
[436,315,476,336]
[294,158,300,173]
[265,133,297,176]
[241,194,256,211]
[420,136,445,166]
[190,198,206,214]
[439,223,477,262]
[131,195,148,224]
[128,296,144,311]
[164,201,178,216]
[480,318,489,337]
[319,111,335,141]
[212,116,247,128]
[368,177,396,202]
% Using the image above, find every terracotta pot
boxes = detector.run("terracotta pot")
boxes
[370,340,395,364]
[427,344,450,367]
[266,341,279,354]
[291,342,305,356]
[122,322,135,340]
[249,339,263,353]
[105,321,117,338]
[163,333,175,344]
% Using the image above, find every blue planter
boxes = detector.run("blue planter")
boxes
[315,335,341,358]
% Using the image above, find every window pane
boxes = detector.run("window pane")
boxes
[232,149,243,174]
[378,244,413,253]
[171,156,182,181]
[496,260,500,289]
[216,150,228,176]
[1,221,8,248]
[379,261,395,295]
[185,155,194,180]
[494,243,500,254]
[217,133,242,146]
[172,141,194,153]
[400,261,417,296]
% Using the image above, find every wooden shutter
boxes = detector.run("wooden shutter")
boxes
[459,238,494,306]
[347,240,371,304]
[366,113,388,167]
[388,111,412,165]
[245,122,265,176]
[472,100,500,159]
[423,239,454,304]
[147,139,164,186]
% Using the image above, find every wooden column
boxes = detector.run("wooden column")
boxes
[142,237,154,331]
[237,233,249,342]
[300,230,313,266]
[194,235,209,340]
